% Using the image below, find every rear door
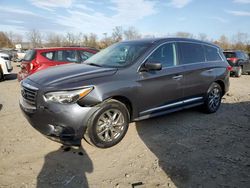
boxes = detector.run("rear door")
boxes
[177,42,218,100]
[137,42,185,116]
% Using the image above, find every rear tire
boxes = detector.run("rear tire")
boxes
[203,82,222,114]
[235,66,242,77]
[84,99,130,148]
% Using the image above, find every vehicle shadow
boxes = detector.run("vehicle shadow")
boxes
[136,101,250,188]
[4,73,17,80]
[37,146,93,188]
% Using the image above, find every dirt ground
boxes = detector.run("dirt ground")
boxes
[0,63,250,188]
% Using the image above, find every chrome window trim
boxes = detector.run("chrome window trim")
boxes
[137,40,223,72]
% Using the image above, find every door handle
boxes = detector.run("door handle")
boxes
[172,75,183,80]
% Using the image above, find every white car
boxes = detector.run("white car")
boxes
[0,53,13,81]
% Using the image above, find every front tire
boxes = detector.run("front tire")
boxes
[203,82,222,114]
[84,99,129,148]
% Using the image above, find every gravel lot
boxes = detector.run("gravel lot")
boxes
[0,64,250,188]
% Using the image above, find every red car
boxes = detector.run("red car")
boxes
[18,47,98,81]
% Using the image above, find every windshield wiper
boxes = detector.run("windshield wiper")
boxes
[85,63,102,67]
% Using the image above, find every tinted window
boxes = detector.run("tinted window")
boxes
[224,52,236,58]
[55,50,78,63]
[41,51,55,60]
[79,51,94,62]
[204,45,222,61]
[148,43,177,67]
[179,42,205,64]
[23,50,36,61]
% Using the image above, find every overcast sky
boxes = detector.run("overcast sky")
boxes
[0,0,249,40]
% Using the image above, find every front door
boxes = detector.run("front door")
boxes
[136,42,185,116]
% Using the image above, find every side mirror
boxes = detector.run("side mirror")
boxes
[141,61,162,71]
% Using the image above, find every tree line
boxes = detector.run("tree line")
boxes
[0,26,249,52]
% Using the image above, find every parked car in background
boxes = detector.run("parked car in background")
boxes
[17,47,98,81]
[20,38,230,148]
[223,50,250,77]
[16,50,27,61]
[0,49,18,61]
[0,52,13,81]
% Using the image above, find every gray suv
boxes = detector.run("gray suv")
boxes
[20,38,230,148]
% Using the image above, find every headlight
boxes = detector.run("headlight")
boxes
[44,87,93,104]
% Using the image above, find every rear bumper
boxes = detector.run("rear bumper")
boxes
[19,96,99,146]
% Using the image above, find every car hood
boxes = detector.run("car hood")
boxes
[26,63,117,87]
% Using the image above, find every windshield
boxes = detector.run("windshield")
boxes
[84,42,152,68]
[23,50,36,61]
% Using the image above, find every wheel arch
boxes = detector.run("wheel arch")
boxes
[215,80,225,96]
[108,96,133,121]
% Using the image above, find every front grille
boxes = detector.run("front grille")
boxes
[21,85,38,105]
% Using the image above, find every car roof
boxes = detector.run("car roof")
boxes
[121,37,220,48]
[32,47,98,53]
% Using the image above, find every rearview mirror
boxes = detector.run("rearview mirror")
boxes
[141,61,162,71]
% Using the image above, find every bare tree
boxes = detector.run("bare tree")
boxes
[88,33,98,48]
[232,32,249,50]
[46,33,63,47]
[215,35,231,50]
[0,32,13,48]
[112,26,123,42]
[12,33,23,44]
[124,27,141,40]
[27,29,43,48]
[64,32,76,46]
[4,31,23,47]
[81,33,98,48]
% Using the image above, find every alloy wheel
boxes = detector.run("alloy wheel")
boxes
[208,87,221,111]
[96,109,125,142]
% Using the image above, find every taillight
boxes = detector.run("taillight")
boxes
[227,66,232,71]
[227,57,238,63]
[30,63,34,70]
[30,62,39,71]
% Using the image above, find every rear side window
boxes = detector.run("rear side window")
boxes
[23,50,36,61]
[41,51,55,60]
[204,45,222,61]
[55,50,79,63]
[79,51,94,62]
[148,43,177,68]
[224,52,236,58]
[179,42,205,64]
